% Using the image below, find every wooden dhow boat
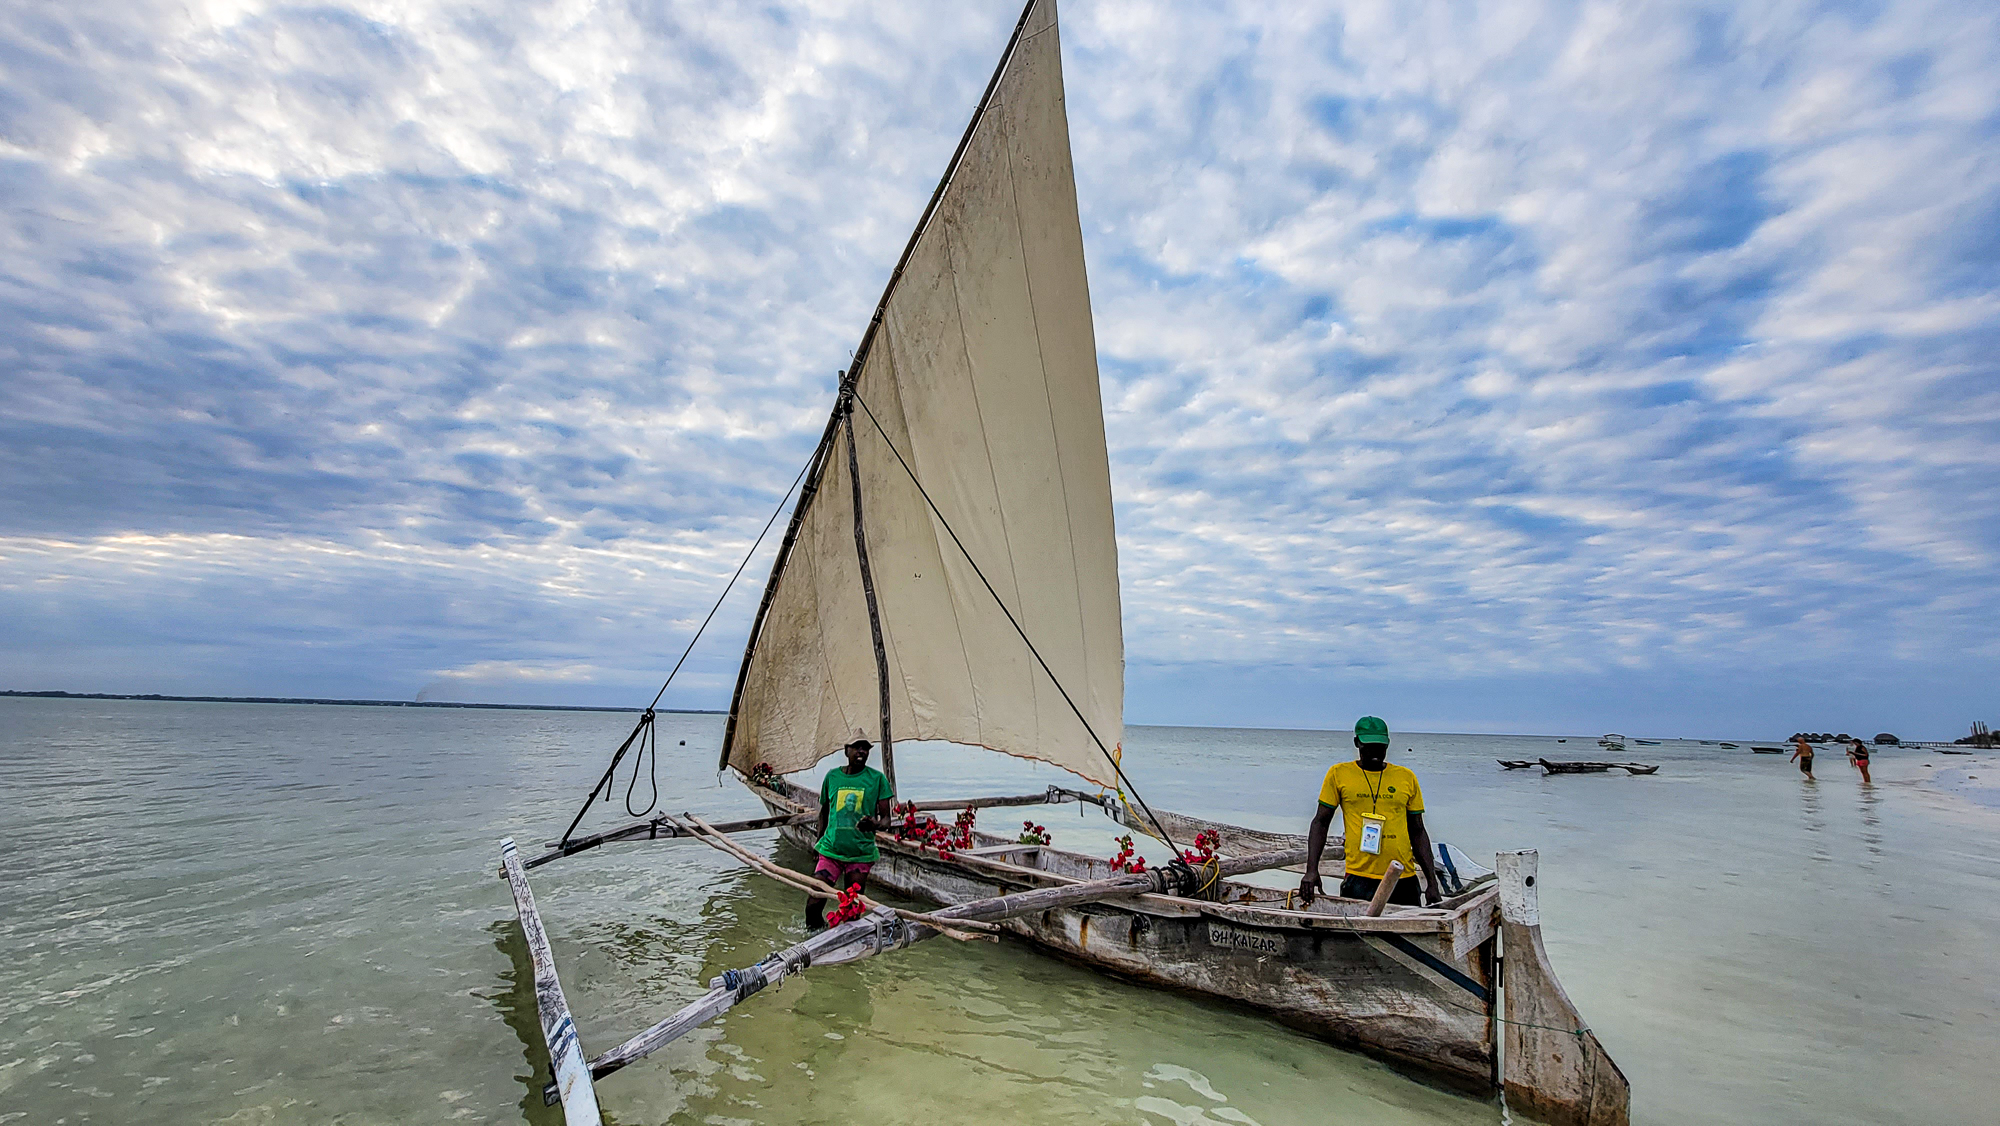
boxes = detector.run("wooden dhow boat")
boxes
[1537,759,1659,776]
[498,3,1628,1125]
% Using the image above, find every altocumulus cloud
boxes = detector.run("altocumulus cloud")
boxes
[2,0,1995,737]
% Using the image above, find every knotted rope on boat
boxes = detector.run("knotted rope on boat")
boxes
[717,943,820,1003]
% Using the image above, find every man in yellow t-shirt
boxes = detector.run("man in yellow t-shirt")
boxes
[1298,716,1442,907]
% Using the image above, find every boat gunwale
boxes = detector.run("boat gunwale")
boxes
[741,779,1496,937]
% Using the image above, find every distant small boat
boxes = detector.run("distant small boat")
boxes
[1539,759,1658,775]
[1718,743,1738,749]
[1633,739,1661,746]
[1498,759,1535,769]
[1752,747,1785,754]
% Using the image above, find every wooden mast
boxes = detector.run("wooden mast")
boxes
[716,0,1044,773]
[842,397,896,788]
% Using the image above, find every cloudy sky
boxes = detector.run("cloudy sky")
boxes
[3,0,1996,739]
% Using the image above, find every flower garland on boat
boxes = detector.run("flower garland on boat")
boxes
[1107,830,1220,877]
[1107,834,1147,873]
[747,762,779,789]
[826,885,868,925]
[1017,821,1051,845]
[893,803,977,860]
[1182,830,1220,866]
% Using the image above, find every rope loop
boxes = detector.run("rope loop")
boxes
[623,709,659,818]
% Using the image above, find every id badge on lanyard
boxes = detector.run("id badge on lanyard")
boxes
[1359,814,1385,855]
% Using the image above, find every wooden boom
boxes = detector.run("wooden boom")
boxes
[526,788,1091,870]
[523,812,810,869]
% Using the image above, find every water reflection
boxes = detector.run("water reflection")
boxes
[485,920,570,1126]
[1857,784,1883,865]
[1800,777,1830,863]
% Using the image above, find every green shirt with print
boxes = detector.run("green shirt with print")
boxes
[816,765,894,863]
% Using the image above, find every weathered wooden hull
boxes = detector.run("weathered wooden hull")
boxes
[743,779,1627,1126]
[1001,890,1495,1086]
[755,783,1495,1089]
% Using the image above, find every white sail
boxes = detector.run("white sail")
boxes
[726,0,1123,786]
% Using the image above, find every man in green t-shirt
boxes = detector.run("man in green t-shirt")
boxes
[806,736,895,930]
[1298,716,1442,908]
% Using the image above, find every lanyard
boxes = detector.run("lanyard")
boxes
[1361,765,1386,813]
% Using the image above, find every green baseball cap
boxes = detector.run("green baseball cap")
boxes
[1354,716,1390,745]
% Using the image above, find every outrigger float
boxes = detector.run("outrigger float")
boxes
[498,3,1629,1124]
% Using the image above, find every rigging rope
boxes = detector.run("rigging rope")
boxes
[556,455,814,846]
[849,391,1182,853]
[624,711,658,818]
[644,457,816,713]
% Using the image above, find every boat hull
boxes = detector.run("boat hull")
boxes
[757,787,1496,1091]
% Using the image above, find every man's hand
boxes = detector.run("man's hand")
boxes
[1297,871,1323,905]
[856,817,878,835]
[1422,883,1442,906]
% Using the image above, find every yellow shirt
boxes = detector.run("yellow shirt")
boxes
[1317,762,1425,881]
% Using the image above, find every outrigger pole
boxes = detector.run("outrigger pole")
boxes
[500,839,603,1126]
[581,844,1306,1084]
[524,786,1104,869]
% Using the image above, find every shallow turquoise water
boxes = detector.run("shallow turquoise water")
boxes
[3,698,1997,1124]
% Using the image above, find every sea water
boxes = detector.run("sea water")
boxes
[3,697,1997,1125]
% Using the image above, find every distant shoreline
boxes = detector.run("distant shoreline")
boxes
[0,690,720,715]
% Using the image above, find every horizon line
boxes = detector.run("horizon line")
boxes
[0,689,722,715]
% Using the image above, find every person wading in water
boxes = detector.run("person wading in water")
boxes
[1298,717,1443,908]
[1791,735,1816,779]
[1846,738,1873,784]
[806,736,895,930]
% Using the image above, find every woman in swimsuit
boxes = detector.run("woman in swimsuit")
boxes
[1847,738,1872,784]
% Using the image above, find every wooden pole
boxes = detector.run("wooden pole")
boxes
[524,812,810,869]
[1364,860,1405,917]
[555,709,653,848]
[679,814,994,940]
[584,844,1307,1082]
[500,839,604,1126]
[533,789,1093,870]
[842,407,896,790]
[899,789,1085,813]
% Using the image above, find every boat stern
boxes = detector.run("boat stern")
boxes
[1497,851,1630,1126]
